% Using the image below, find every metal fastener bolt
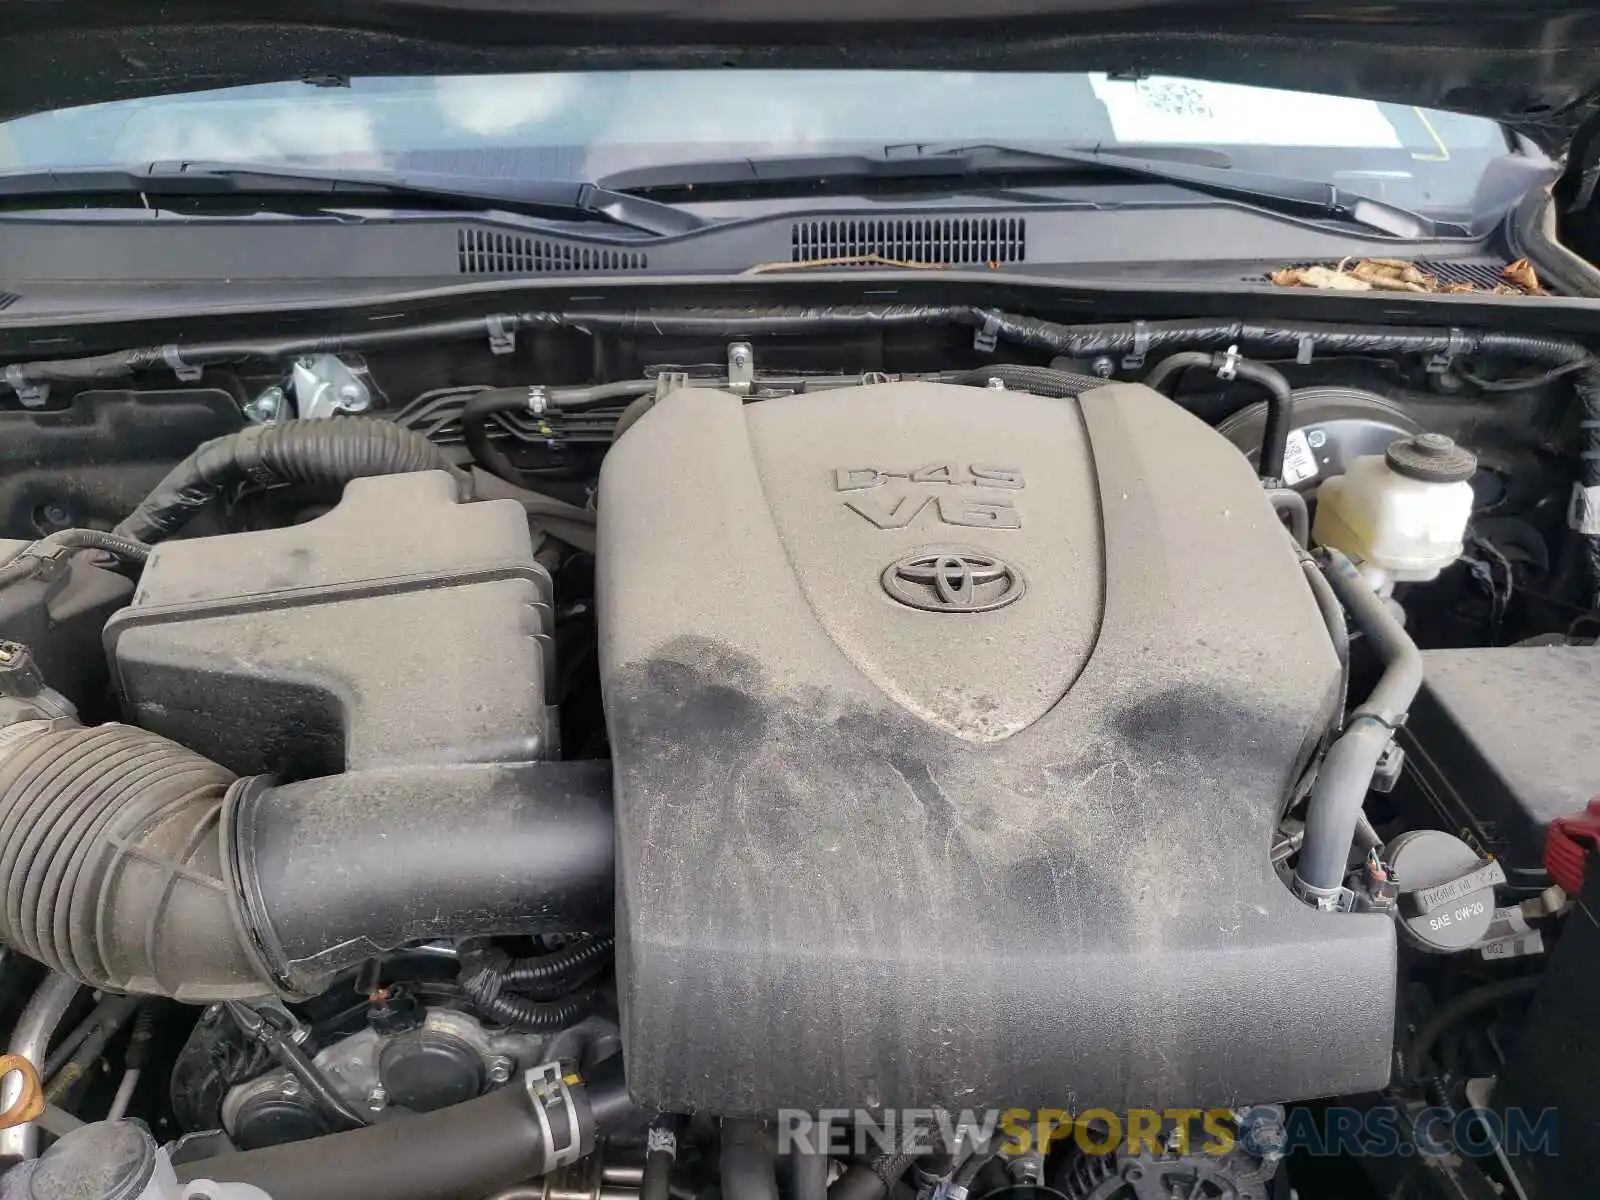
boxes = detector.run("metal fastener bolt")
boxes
[280,1078,301,1098]
[337,382,370,412]
[1307,428,1327,449]
[1091,355,1115,378]
[365,1085,387,1111]
[730,346,750,368]
[244,386,285,425]
[486,1057,515,1084]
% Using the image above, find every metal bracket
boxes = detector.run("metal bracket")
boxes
[727,342,754,396]
[3,365,47,408]
[486,314,518,356]
[291,355,372,421]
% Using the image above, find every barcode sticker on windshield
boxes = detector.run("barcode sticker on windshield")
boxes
[1087,74,1403,149]
[1282,429,1320,486]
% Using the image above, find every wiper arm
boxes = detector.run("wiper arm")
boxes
[600,143,1463,239]
[0,161,706,237]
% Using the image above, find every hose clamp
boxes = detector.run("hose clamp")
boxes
[4,365,48,408]
[526,1061,587,1170]
[1427,328,1470,375]
[1121,321,1150,371]
[1296,334,1316,366]
[486,314,517,356]
[527,386,549,417]
[161,345,204,382]
[972,315,1000,355]
[1216,343,1241,382]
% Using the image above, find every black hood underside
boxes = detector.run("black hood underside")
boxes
[4,0,1600,153]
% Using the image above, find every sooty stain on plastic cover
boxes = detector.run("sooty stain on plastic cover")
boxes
[601,383,1394,1113]
[610,636,1384,1112]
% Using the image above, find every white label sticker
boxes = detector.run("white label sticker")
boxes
[1281,428,1320,486]
[1480,932,1545,961]
[1087,74,1404,148]
[1570,483,1600,535]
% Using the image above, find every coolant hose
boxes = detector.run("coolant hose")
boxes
[1145,351,1294,482]
[0,719,614,1000]
[113,418,460,544]
[1295,550,1425,900]
[178,1053,629,1200]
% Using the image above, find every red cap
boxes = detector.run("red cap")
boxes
[1545,797,1600,895]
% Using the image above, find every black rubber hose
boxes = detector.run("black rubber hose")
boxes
[503,936,615,997]
[232,764,614,997]
[464,383,655,485]
[644,1115,684,1200]
[792,1142,831,1200]
[177,1074,556,1200]
[0,718,615,1001]
[1145,351,1294,481]
[1301,556,1350,730]
[1407,977,1541,1083]
[113,418,459,544]
[723,1120,780,1200]
[1269,489,1311,549]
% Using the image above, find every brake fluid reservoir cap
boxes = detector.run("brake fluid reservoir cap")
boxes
[1385,432,1478,483]
[1386,829,1503,953]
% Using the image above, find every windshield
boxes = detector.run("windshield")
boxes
[0,71,1515,216]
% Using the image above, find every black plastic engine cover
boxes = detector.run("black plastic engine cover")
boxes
[598,381,1395,1114]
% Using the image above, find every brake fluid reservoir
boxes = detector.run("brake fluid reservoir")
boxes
[1313,432,1477,584]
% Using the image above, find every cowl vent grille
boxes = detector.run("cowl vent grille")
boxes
[457,229,648,275]
[792,217,1026,264]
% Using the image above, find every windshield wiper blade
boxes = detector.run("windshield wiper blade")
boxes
[0,161,706,237]
[600,143,1463,239]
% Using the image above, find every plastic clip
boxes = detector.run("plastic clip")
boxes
[2,364,47,408]
[973,315,1000,355]
[486,314,517,356]
[161,345,203,382]
[1296,334,1316,366]
[1428,328,1470,375]
[1121,321,1150,371]
[1217,343,1242,382]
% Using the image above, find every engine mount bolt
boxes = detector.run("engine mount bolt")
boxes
[365,1085,387,1111]
[487,1056,515,1084]
[280,1078,301,1098]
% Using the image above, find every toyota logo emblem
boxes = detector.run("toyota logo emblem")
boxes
[881,550,1025,613]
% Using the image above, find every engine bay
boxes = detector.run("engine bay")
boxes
[0,294,1597,1200]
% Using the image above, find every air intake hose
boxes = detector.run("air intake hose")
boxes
[113,418,464,544]
[0,719,613,1000]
